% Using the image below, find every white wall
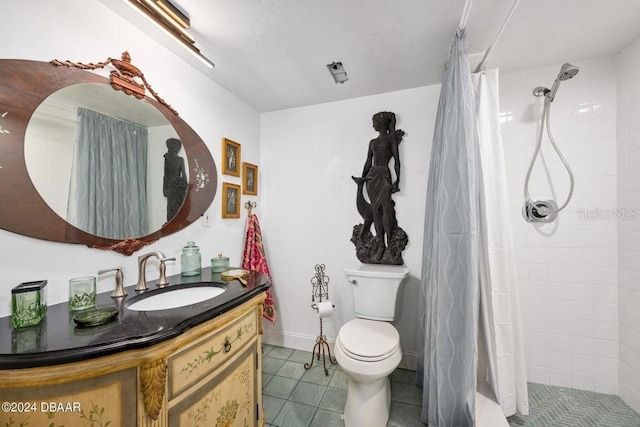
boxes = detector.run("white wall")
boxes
[501,57,619,394]
[0,0,260,317]
[617,36,640,413]
[260,86,440,369]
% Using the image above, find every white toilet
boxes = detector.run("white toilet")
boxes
[334,264,410,427]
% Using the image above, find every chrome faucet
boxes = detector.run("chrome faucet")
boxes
[136,251,174,292]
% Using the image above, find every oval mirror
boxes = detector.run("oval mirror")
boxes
[25,83,188,240]
[0,59,216,255]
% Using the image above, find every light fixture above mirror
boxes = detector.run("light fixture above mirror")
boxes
[125,0,215,69]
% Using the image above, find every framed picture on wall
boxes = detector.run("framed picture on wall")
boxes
[222,182,241,218]
[242,162,258,195]
[222,138,241,176]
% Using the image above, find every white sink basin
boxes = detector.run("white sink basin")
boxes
[126,284,226,311]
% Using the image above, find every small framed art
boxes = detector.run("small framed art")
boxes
[222,182,241,218]
[242,162,258,195]
[222,138,241,176]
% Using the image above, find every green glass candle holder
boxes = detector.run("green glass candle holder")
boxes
[68,276,97,312]
[11,280,47,329]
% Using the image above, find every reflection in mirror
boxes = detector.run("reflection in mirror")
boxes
[24,83,188,240]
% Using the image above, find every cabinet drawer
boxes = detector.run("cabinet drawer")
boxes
[168,307,257,399]
[169,342,258,427]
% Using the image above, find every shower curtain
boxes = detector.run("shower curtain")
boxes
[473,69,529,417]
[418,32,529,426]
[70,108,148,239]
[418,29,479,426]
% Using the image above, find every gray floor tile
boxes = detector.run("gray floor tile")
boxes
[290,381,327,407]
[391,368,417,384]
[263,356,287,375]
[272,401,317,427]
[318,387,347,413]
[275,360,307,380]
[263,373,273,388]
[263,375,298,400]
[301,365,334,386]
[269,346,296,360]
[263,344,275,356]
[263,346,640,427]
[391,380,422,406]
[388,400,426,426]
[328,369,350,390]
[310,408,345,427]
[263,395,286,424]
[507,382,640,427]
[288,349,315,364]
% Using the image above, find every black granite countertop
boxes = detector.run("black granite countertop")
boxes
[0,267,270,369]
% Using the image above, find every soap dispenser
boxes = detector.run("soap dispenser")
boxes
[181,241,201,276]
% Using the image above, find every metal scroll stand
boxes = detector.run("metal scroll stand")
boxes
[304,264,338,375]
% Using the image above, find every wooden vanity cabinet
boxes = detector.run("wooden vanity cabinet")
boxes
[0,293,266,427]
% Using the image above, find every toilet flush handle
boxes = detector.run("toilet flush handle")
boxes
[348,279,357,285]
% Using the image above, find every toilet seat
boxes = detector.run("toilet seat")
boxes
[338,319,400,362]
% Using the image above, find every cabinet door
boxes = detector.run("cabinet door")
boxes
[0,368,137,427]
[169,342,259,427]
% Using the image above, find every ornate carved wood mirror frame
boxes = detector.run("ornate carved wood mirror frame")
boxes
[0,54,216,255]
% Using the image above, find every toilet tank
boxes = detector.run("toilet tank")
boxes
[344,264,410,321]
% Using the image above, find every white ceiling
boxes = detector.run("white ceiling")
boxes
[100,0,640,112]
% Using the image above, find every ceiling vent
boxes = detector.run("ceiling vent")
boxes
[326,62,349,84]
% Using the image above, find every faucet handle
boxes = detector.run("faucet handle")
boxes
[98,267,126,298]
[157,257,176,288]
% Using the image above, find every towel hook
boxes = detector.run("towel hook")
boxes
[244,201,256,216]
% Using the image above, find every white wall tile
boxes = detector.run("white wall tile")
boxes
[503,58,619,393]
[572,373,595,391]
[594,357,618,378]
[572,354,594,375]
[549,369,573,388]
[595,376,618,394]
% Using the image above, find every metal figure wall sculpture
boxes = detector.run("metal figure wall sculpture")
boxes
[351,112,408,265]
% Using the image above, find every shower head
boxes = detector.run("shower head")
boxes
[557,63,580,81]
[547,63,580,102]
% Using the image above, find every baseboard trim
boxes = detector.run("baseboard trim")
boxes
[263,330,329,353]
[262,330,417,372]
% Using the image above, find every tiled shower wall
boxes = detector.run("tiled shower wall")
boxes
[500,57,618,394]
[617,36,640,413]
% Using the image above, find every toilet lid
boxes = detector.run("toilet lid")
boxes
[338,319,400,362]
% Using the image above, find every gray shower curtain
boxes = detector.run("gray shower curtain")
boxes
[417,30,479,426]
[71,108,148,239]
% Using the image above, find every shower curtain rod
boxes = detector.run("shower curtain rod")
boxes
[473,0,522,73]
[458,0,474,30]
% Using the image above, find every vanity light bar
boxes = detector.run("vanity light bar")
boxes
[125,0,215,69]
[141,0,195,44]
[154,0,190,29]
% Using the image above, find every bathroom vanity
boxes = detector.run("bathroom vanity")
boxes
[0,268,269,427]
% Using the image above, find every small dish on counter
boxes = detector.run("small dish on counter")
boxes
[220,269,250,286]
[73,307,119,328]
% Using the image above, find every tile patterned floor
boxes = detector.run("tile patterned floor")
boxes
[507,382,640,427]
[262,344,640,427]
[262,344,424,427]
